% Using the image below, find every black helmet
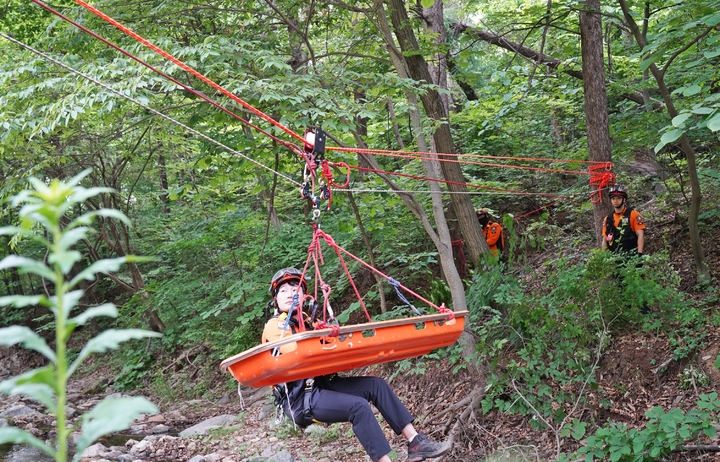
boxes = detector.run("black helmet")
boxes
[608,184,628,199]
[269,267,308,297]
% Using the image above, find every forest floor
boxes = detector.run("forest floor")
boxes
[78,208,719,461]
[4,202,720,461]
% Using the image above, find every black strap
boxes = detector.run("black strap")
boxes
[303,378,314,423]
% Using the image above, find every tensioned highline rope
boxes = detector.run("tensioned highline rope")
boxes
[66,0,307,146]
[61,0,613,182]
[0,32,301,188]
[29,0,302,157]
[1,31,572,202]
[29,0,614,201]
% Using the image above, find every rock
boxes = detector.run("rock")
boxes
[0,404,40,418]
[179,414,238,437]
[151,424,170,434]
[129,439,153,456]
[166,410,187,420]
[188,456,207,462]
[0,418,8,427]
[66,405,77,417]
[79,442,108,458]
[147,413,165,422]
[271,450,295,462]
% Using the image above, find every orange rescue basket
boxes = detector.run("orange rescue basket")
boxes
[220,310,468,388]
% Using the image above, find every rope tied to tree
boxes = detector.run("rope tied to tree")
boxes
[589,163,616,203]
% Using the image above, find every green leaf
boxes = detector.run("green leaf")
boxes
[0,326,57,363]
[0,226,50,247]
[714,354,720,369]
[691,107,714,115]
[682,84,702,96]
[68,329,162,376]
[68,186,115,206]
[671,113,691,127]
[0,427,54,456]
[74,397,158,459]
[0,294,47,308]
[0,255,55,280]
[654,128,684,153]
[639,57,656,72]
[69,208,130,227]
[69,304,118,327]
[0,366,58,411]
[69,257,129,288]
[59,226,91,252]
[48,249,82,275]
[707,113,720,132]
[420,0,435,7]
[705,13,720,26]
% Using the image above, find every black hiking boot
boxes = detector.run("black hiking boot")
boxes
[407,432,451,461]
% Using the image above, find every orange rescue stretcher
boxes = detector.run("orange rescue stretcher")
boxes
[220,310,468,388]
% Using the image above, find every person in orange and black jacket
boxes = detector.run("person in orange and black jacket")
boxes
[261,267,451,462]
[476,208,505,258]
[601,184,646,257]
[601,184,649,313]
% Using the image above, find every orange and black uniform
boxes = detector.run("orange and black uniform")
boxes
[602,206,645,254]
[482,221,504,257]
[262,314,414,462]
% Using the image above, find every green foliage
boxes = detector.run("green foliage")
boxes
[562,393,720,462]
[0,170,160,462]
[469,250,701,429]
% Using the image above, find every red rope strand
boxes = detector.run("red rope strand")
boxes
[32,0,302,156]
[71,0,306,146]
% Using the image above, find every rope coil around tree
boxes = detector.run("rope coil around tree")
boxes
[589,163,616,203]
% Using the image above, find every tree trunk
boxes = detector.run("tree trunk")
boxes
[374,0,483,380]
[385,0,488,267]
[158,153,169,214]
[579,0,614,244]
[617,0,710,282]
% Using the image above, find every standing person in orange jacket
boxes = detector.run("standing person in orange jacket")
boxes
[601,184,645,256]
[476,209,505,258]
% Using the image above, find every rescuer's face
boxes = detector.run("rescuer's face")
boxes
[275,282,304,313]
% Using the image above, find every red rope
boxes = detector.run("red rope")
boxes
[48,1,613,206]
[71,0,306,146]
[338,164,568,198]
[343,149,603,176]
[311,228,446,313]
[329,146,613,166]
[32,0,301,156]
[589,163,616,203]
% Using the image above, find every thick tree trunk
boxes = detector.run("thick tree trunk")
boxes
[579,0,614,244]
[617,0,709,282]
[375,0,483,381]
[386,0,487,267]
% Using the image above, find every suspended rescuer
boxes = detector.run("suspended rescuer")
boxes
[262,267,452,462]
[601,184,645,256]
[476,208,505,258]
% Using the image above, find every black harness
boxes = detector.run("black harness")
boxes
[605,208,638,253]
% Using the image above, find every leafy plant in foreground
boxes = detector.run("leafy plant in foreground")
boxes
[0,170,161,462]
[559,392,720,462]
